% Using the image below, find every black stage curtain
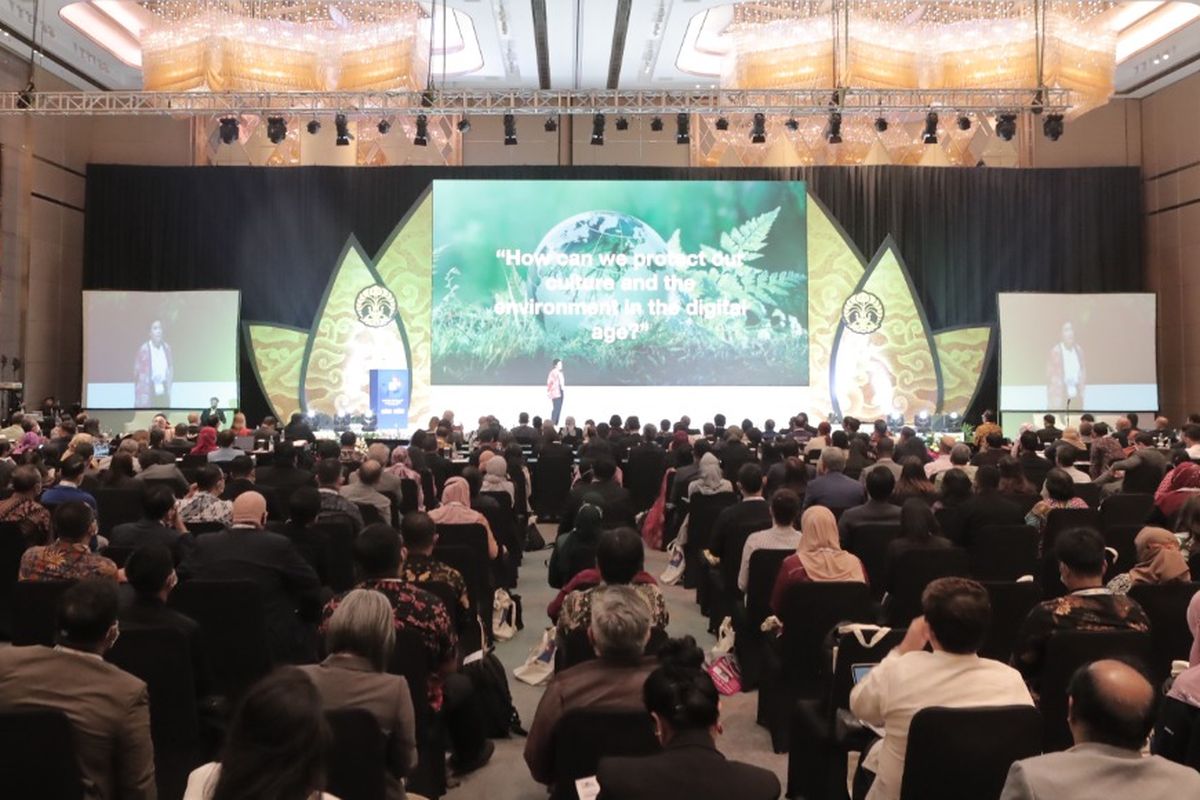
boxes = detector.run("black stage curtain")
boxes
[84,165,1143,424]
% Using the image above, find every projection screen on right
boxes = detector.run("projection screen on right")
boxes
[998,292,1158,412]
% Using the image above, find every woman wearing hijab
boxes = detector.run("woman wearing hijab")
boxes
[480,454,515,504]
[1176,495,1200,557]
[770,506,867,613]
[11,430,41,457]
[428,476,499,559]
[548,502,604,589]
[1155,462,1200,521]
[1152,592,1200,766]
[687,452,732,498]
[1106,526,1191,594]
[190,426,218,456]
[883,498,952,594]
[387,446,424,511]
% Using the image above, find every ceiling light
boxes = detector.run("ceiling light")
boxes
[306,119,320,135]
[650,117,664,132]
[956,115,971,131]
[615,117,630,131]
[591,113,605,146]
[676,113,690,145]
[874,116,888,133]
[218,117,239,144]
[266,116,287,144]
[995,113,1017,141]
[377,119,391,135]
[544,116,558,133]
[750,112,766,144]
[457,118,471,133]
[334,113,352,146]
[1043,113,1064,141]
[922,112,938,144]
[503,113,518,146]
[825,111,842,144]
[715,116,729,131]
[413,114,428,146]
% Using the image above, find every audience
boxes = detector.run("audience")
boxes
[526,584,657,787]
[771,505,867,612]
[1011,527,1150,695]
[1106,526,1191,594]
[971,431,1008,467]
[300,589,417,800]
[1015,430,1051,491]
[933,443,975,488]
[548,501,603,589]
[1025,467,1088,532]
[1000,660,1200,798]
[315,457,365,532]
[339,459,392,523]
[1096,433,1168,495]
[1036,413,1062,446]
[687,451,733,498]
[839,467,902,549]
[851,577,1032,800]
[596,636,781,800]
[737,488,802,593]
[428,476,500,560]
[0,579,156,799]
[997,456,1039,513]
[1153,592,1200,765]
[1088,422,1125,479]
[110,483,195,564]
[0,463,52,544]
[20,501,116,581]
[134,448,190,496]
[924,435,958,480]
[706,463,772,569]
[560,457,634,532]
[973,409,1001,447]
[271,487,334,585]
[933,468,973,544]
[385,445,425,510]
[1154,461,1200,521]
[99,452,139,488]
[859,436,902,485]
[890,458,938,506]
[558,527,668,641]
[178,464,234,526]
[956,466,1025,546]
[256,441,316,493]
[803,447,865,511]
[399,511,474,636]
[41,455,97,510]
[207,428,244,463]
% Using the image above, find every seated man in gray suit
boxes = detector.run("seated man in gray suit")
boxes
[1000,659,1200,799]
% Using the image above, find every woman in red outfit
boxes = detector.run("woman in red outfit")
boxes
[770,505,868,613]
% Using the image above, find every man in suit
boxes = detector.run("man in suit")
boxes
[839,467,902,550]
[1095,433,1168,495]
[717,427,754,482]
[283,412,316,443]
[110,483,195,564]
[1000,660,1200,799]
[0,579,156,799]
[41,455,97,510]
[1017,430,1052,492]
[860,437,903,485]
[347,443,404,496]
[315,457,365,532]
[558,458,633,533]
[954,466,1025,547]
[179,491,322,663]
[802,448,866,512]
[1037,414,1062,446]
[134,448,190,497]
[255,441,316,494]
[706,462,772,568]
[510,412,540,445]
[340,459,393,524]
[199,397,226,429]
[971,432,1009,468]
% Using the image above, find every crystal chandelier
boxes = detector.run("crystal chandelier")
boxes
[139,1,430,92]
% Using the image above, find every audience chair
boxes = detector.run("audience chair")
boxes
[430,543,490,651]
[707,518,778,632]
[759,581,875,752]
[186,521,226,535]
[389,626,444,800]
[968,525,1039,582]
[683,491,737,592]
[0,521,28,638]
[434,523,489,564]
[847,524,902,601]
[141,477,186,499]
[1102,524,1140,578]
[0,708,83,799]
[420,470,440,512]
[1099,492,1155,529]
[478,492,520,587]
[1128,582,1200,685]
[106,626,201,800]
[357,503,385,526]
[313,519,357,593]
[899,705,1042,800]
[399,478,420,515]
[1041,508,1101,553]
[884,547,970,627]
[95,488,146,536]
[736,547,792,691]
[980,581,1042,663]
[624,447,667,514]
[11,579,75,646]
[380,491,402,528]
[1041,629,1153,751]
[1074,482,1102,509]
[325,708,387,800]
[168,579,272,700]
[100,545,134,569]
[551,709,660,800]
[532,451,574,521]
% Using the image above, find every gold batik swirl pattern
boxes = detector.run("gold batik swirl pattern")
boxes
[833,244,939,419]
[246,324,307,421]
[373,192,433,426]
[935,327,992,414]
[302,243,408,416]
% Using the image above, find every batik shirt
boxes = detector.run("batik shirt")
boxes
[19,540,117,581]
[402,554,472,632]
[556,582,670,641]
[177,492,233,525]
[0,496,52,545]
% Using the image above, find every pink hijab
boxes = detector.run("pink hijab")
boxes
[796,506,866,583]
[12,431,41,456]
[440,476,471,507]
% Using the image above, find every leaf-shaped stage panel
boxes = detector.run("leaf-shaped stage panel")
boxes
[832,241,939,420]
[245,323,307,421]
[806,193,867,418]
[934,327,993,416]
[372,190,434,426]
[302,239,409,417]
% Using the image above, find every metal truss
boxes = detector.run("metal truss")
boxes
[0,88,1073,116]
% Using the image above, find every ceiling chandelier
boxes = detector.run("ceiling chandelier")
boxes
[722,0,1121,117]
[138,1,430,92]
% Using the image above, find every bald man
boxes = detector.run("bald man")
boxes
[339,458,392,523]
[1000,660,1200,799]
[179,490,321,663]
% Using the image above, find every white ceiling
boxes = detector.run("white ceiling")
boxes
[1,1,1198,99]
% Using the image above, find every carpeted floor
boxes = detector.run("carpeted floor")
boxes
[447,525,788,800]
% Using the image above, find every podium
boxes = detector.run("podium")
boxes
[369,370,410,430]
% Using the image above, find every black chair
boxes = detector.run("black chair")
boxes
[980,581,1042,663]
[968,525,1039,581]
[101,544,135,569]
[1041,507,1101,552]
[95,488,145,536]
[707,517,775,632]
[532,451,574,521]
[0,521,28,638]
[899,705,1043,800]
[1102,524,1141,578]
[186,520,226,535]
[434,522,489,564]
[168,579,272,700]
[479,492,519,587]
[380,491,402,528]
[431,544,490,651]
[389,627,443,799]
[11,579,75,646]
[399,478,420,514]
[624,448,667,513]
[735,547,792,691]
[884,547,970,627]
[1129,582,1200,685]
[1099,492,1155,528]
[106,627,201,800]
[759,581,874,752]
[1074,482,1102,509]
[325,708,387,800]
[313,519,357,593]
[683,491,737,591]
[0,708,83,799]
[1041,629,1153,751]
[357,503,385,526]
[549,709,660,800]
[847,524,901,600]
[420,470,440,512]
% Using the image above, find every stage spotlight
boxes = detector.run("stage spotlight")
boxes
[218,117,239,144]
[995,113,1017,141]
[306,119,321,135]
[334,113,352,146]
[825,111,842,144]
[785,117,799,132]
[544,116,558,132]
[590,113,605,146]
[615,116,630,131]
[750,112,767,144]
[266,116,287,144]
[1043,113,1064,141]
[457,118,471,133]
[413,114,428,147]
[676,113,690,145]
[888,411,904,432]
[874,116,888,133]
[956,114,971,131]
[922,112,938,144]
[503,113,518,145]
[715,116,729,131]
[915,410,932,433]
[377,119,391,135]
[1031,88,1044,115]
[650,116,664,132]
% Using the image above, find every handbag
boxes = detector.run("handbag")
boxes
[711,616,736,657]
[705,653,742,696]
[513,627,557,686]
[493,589,519,641]
[659,537,686,585]
[524,522,547,552]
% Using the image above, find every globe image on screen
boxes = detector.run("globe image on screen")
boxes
[529,211,673,336]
